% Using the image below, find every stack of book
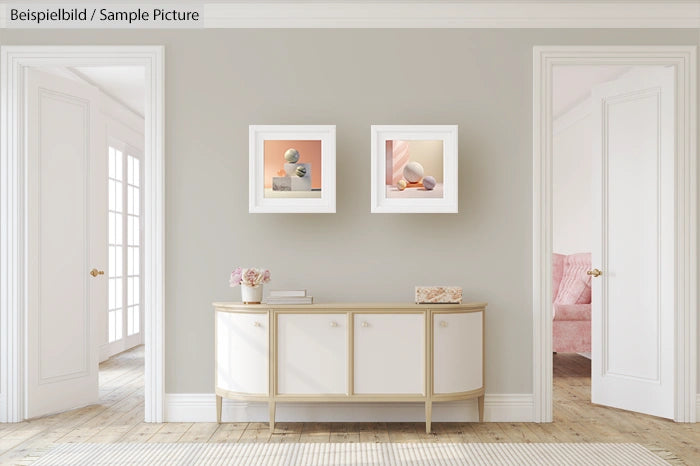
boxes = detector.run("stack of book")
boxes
[264,290,314,305]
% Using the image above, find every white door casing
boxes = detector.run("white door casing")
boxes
[0,46,164,423]
[216,312,268,395]
[532,46,697,423]
[353,313,424,395]
[26,69,102,418]
[277,313,346,395]
[590,67,674,418]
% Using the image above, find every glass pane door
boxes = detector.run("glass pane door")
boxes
[126,154,141,336]
[108,147,123,343]
[108,142,143,351]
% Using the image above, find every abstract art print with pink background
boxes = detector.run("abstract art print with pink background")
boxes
[385,140,444,198]
[264,140,322,198]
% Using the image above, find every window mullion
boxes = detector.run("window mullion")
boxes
[121,148,129,344]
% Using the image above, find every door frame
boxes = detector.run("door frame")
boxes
[532,46,697,422]
[0,46,165,423]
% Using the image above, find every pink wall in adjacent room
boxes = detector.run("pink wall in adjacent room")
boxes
[264,140,322,189]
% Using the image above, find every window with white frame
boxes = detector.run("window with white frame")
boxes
[108,143,142,345]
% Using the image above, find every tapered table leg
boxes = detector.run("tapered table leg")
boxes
[269,401,276,432]
[478,395,484,422]
[425,400,432,434]
[216,395,222,423]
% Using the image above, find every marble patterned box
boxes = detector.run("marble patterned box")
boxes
[415,286,463,304]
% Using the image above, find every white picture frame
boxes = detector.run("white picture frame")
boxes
[371,125,458,213]
[249,125,336,213]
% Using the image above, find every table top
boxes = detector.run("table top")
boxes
[213,302,487,312]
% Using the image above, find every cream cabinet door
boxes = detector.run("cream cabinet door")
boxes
[216,312,268,394]
[277,313,347,394]
[433,311,483,394]
[354,313,424,394]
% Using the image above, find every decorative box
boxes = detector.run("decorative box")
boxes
[415,286,463,304]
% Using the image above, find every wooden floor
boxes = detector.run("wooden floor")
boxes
[0,348,698,464]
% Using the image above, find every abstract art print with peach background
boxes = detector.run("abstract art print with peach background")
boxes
[371,125,457,213]
[263,140,322,199]
[385,140,444,198]
[249,125,335,213]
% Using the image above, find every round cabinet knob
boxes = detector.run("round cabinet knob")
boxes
[440,321,448,328]
[253,321,261,327]
[361,321,369,328]
[329,321,338,328]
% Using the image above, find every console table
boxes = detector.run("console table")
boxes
[213,302,486,433]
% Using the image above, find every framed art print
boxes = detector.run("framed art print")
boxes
[371,125,458,213]
[249,125,336,213]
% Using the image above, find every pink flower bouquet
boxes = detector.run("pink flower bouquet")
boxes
[229,267,271,287]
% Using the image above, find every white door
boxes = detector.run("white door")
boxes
[277,314,346,394]
[26,69,105,418]
[354,313,424,394]
[590,66,674,419]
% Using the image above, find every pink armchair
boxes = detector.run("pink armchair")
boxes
[552,253,591,353]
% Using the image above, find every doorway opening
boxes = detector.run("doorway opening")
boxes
[26,64,146,419]
[532,46,697,423]
[0,46,164,423]
[551,65,634,418]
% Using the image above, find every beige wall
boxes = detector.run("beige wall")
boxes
[2,29,698,396]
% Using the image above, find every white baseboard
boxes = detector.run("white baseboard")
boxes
[165,393,534,423]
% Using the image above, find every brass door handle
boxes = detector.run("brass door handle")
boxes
[587,268,602,277]
[90,268,105,277]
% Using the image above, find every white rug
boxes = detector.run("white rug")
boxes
[31,442,669,465]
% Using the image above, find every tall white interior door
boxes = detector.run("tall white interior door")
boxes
[590,66,675,419]
[26,69,105,418]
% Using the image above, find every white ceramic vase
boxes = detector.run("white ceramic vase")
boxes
[241,285,263,304]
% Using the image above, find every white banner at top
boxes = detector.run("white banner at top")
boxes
[1,2,699,29]
[3,3,204,28]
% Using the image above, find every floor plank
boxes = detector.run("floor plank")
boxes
[238,422,272,443]
[178,423,219,443]
[269,423,303,443]
[207,423,246,443]
[386,422,419,443]
[299,422,332,443]
[146,423,191,443]
[358,422,390,443]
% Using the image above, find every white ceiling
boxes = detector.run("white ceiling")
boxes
[71,66,145,117]
[552,65,631,118]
